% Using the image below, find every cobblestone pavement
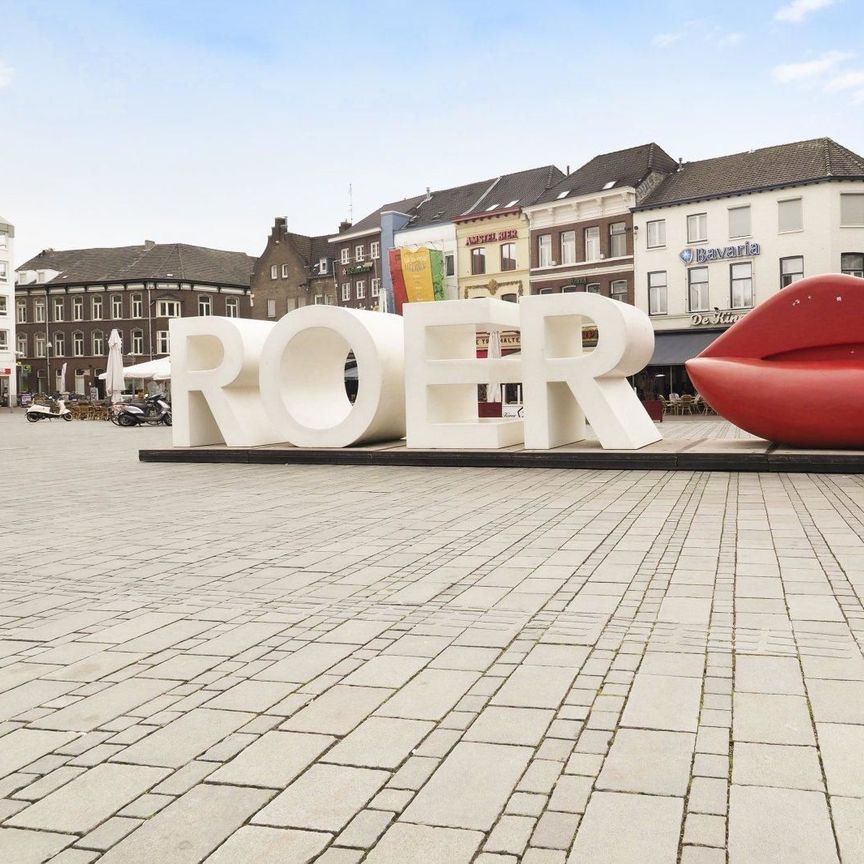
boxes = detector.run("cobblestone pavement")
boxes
[1,412,863,864]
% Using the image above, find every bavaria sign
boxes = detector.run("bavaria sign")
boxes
[680,240,761,265]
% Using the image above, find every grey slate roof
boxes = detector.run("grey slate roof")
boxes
[457,165,565,219]
[338,194,429,238]
[637,137,864,209]
[403,179,493,230]
[533,143,678,205]
[17,243,256,287]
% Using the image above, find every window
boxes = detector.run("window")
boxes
[37,271,46,283]
[841,253,864,277]
[73,331,84,357]
[728,205,751,238]
[841,193,864,226]
[778,198,803,232]
[356,280,366,299]
[0,262,6,281]
[471,247,486,275]
[586,283,602,294]
[340,248,349,264]
[157,299,181,317]
[780,256,804,287]
[355,244,365,262]
[341,282,351,302]
[687,213,708,243]
[731,262,754,308]
[266,298,276,318]
[318,257,328,274]
[560,231,576,265]
[157,331,170,354]
[445,254,455,277]
[110,294,123,319]
[646,219,666,248]
[54,332,65,357]
[35,300,45,323]
[35,334,46,357]
[17,334,26,356]
[688,267,710,312]
[72,296,84,321]
[92,330,104,355]
[500,243,516,271]
[0,297,5,317]
[314,295,324,305]
[648,271,668,315]
[609,222,627,257]
[53,298,64,322]
[501,293,518,303]
[198,295,212,316]
[611,280,628,302]
[538,234,552,267]
[16,300,26,323]
[131,330,143,355]
[584,226,600,261]
[561,285,579,293]
[281,263,289,278]
[370,241,380,259]
[131,294,143,318]
[270,264,278,279]
[91,295,102,320]
[325,294,334,305]
[0,331,7,351]
[225,297,239,317]
[371,278,381,297]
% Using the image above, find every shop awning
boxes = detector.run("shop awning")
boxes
[649,331,722,366]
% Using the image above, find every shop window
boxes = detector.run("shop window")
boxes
[646,219,666,248]
[471,247,486,276]
[198,295,212,316]
[445,254,455,276]
[609,222,627,257]
[341,282,351,302]
[728,205,751,239]
[778,198,803,233]
[226,297,239,317]
[560,231,576,265]
[731,262,754,308]
[500,243,516,271]
[538,235,552,267]
[780,256,804,288]
[686,213,707,243]
[584,226,600,261]
[611,280,628,302]
[648,271,668,315]
[688,267,709,312]
[841,194,864,226]
[841,253,864,277]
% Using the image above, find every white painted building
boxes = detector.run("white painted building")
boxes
[0,216,15,407]
[631,138,864,394]
[394,221,459,301]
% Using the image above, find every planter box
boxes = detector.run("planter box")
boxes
[641,399,664,422]
[478,401,503,418]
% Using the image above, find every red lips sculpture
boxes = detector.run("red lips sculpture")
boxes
[686,273,864,448]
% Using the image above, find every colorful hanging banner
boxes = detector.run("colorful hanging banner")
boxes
[429,249,445,301]
[389,247,447,314]
[389,248,408,315]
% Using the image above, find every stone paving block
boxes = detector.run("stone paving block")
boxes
[568,791,683,864]
[816,722,864,796]
[139,655,223,681]
[831,796,864,864]
[336,808,394,848]
[464,706,554,746]
[0,827,71,863]
[281,685,391,735]
[12,765,86,801]
[0,728,76,778]
[484,814,535,855]
[688,776,728,815]
[189,622,287,656]
[110,707,255,768]
[255,641,357,683]
[0,679,78,722]
[806,679,864,723]
[728,785,839,864]
[733,693,815,745]
[80,613,185,645]
[383,634,453,656]
[531,810,581,849]
[402,742,532,831]
[597,729,695,796]
[732,742,823,790]
[683,812,726,847]
[253,763,388,831]
[491,666,576,709]
[377,670,479,720]
[523,644,590,668]
[209,729,333,788]
[364,822,483,864]
[202,825,331,863]
[98,783,273,864]
[44,651,147,683]
[115,620,214,654]
[76,816,142,851]
[548,774,593,814]
[620,673,701,732]
[323,716,433,769]
[341,655,428,688]
[48,849,100,864]
[428,646,501,671]
[734,655,805,695]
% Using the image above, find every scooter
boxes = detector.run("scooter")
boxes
[26,398,73,422]
[111,394,172,427]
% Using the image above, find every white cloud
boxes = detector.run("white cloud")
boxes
[0,63,13,88]
[825,69,864,91]
[652,32,682,48]
[771,50,854,82]
[719,32,744,47]
[775,0,837,23]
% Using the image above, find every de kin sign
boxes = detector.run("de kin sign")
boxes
[170,294,661,452]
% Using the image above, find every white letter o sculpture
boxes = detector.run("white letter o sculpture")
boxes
[258,306,406,447]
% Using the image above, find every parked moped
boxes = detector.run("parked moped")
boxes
[25,398,73,423]
[111,394,172,427]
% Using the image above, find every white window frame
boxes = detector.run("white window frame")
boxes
[156,330,170,354]
[72,331,84,357]
[648,271,668,315]
[646,219,666,249]
[131,294,143,318]
[91,296,102,320]
[35,334,46,357]
[0,330,7,352]
[198,294,212,316]
[841,252,864,278]
[610,279,628,302]
[157,299,181,318]
[17,333,27,356]
[225,297,239,317]
[370,241,380,259]
[560,231,576,265]
[584,226,600,261]
[16,300,26,323]
[686,213,708,244]
[538,234,552,267]
[780,255,804,288]
[266,298,276,318]
[270,264,278,279]
[356,280,366,299]
[281,263,289,278]
[371,278,381,297]
[130,329,144,355]
[110,294,123,319]
[53,332,65,357]
[314,294,324,305]
[609,222,627,258]
[355,244,365,262]
[92,331,104,355]
[35,300,45,323]
[72,296,84,321]
[341,282,351,302]
[319,256,328,273]
[688,267,710,312]
[53,298,64,322]
[731,262,754,308]
[340,248,350,264]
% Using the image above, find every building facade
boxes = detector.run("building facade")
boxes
[632,138,864,395]
[525,144,677,303]
[250,217,335,320]
[15,242,255,396]
[0,216,15,406]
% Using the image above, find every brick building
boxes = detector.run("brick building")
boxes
[15,241,255,396]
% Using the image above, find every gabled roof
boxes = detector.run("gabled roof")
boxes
[532,143,678,206]
[332,194,428,242]
[637,137,864,209]
[456,165,565,220]
[402,179,493,230]
[17,243,256,287]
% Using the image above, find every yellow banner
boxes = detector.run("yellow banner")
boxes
[400,247,435,303]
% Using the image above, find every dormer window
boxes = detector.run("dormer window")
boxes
[319,257,328,274]
[603,180,616,190]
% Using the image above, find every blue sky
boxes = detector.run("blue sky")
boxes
[2,0,862,263]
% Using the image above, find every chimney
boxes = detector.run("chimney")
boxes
[144,239,156,250]
[566,164,570,176]
[273,217,287,243]
[423,186,432,203]
[338,220,352,233]
[677,158,684,172]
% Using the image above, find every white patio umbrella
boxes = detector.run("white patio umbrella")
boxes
[487,328,502,403]
[105,329,125,403]
[97,357,171,381]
